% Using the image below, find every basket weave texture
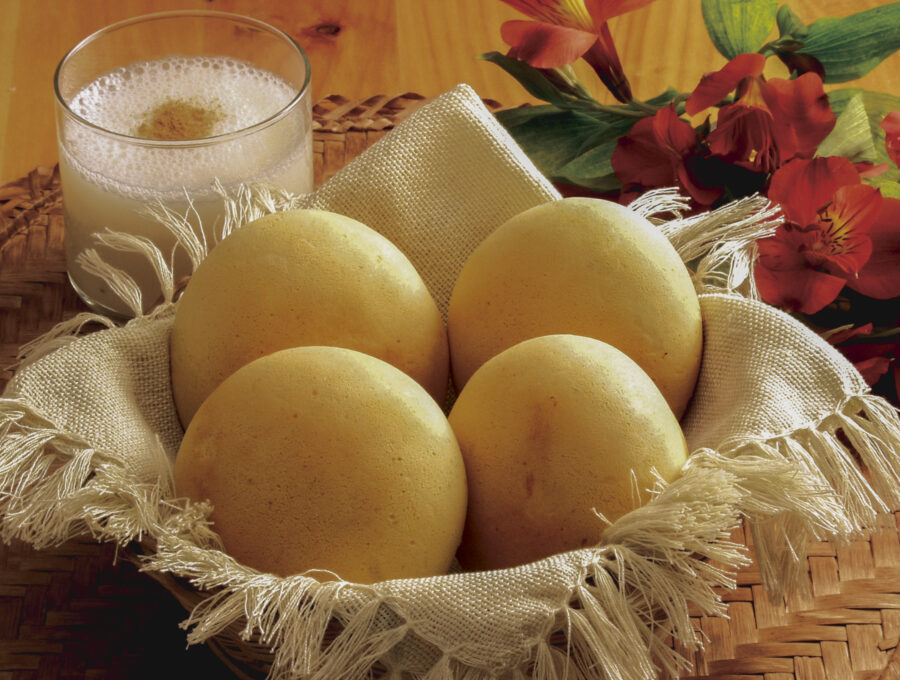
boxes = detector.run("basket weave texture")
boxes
[1,95,899,680]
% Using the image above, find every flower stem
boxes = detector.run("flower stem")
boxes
[627,99,663,115]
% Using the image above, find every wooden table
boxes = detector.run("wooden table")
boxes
[3,0,900,184]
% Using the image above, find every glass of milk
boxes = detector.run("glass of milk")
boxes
[54,11,314,317]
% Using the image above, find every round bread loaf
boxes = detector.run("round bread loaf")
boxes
[174,346,468,582]
[171,209,449,425]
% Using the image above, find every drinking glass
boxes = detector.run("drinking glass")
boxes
[54,10,313,317]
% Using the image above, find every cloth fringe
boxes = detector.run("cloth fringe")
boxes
[11,312,117,372]
[0,396,216,551]
[214,181,305,240]
[564,465,748,680]
[143,534,414,680]
[76,248,145,318]
[141,192,212,271]
[685,393,900,602]
[136,464,750,680]
[657,193,781,297]
[629,187,692,221]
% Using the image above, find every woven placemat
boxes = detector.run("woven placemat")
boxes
[1,94,899,680]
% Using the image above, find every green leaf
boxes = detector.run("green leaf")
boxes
[478,52,596,109]
[495,106,620,177]
[478,52,569,106]
[866,176,900,199]
[829,88,900,172]
[775,5,808,39]
[797,3,900,83]
[555,136,620,188]
[829,88,900,193]
[816,92,877,162]
[494,89,681,192]
[495,105,640,189]
[701,0,779,59]
[829,88,900,130]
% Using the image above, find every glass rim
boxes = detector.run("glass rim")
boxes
[53,9,312,149]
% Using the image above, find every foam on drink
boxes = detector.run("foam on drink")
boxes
[64,56,305,199]
[59,55,313,315]
[72,56,293,137]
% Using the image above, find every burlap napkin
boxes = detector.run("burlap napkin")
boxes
[2,84,899,680]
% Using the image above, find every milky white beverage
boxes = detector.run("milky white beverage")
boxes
[58,54,313,316]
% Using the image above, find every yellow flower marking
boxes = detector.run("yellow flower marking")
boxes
[502,0,594,30]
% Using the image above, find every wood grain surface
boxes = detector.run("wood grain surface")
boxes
[2,0,900,184]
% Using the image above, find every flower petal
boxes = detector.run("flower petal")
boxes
[754,258,847,314]
[757,224,815,271]
[685,53,766,116]
[825,322,874,346]
[768,156,861,226]
[804,183,879,278]
[761,73,836,161]
[856,161,890,179]
[612,106,700,184]
[836,335,896,386]
[612,114,681,188]
[848,196,900,299]
[826,183,882,238]
[880,110,900,167]
[652,104,697,155]
[853,356,894,385]
[501,20,599,68]
[880,110,900,136]
[613,105,724,204]
[500,0,592,29]
[581,22,631,101]
[756,224,849,314]
[676,161,723,207]
[707,104,779,174]
[776,52,826,80]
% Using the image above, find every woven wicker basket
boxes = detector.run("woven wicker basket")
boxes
[1,94,899,680]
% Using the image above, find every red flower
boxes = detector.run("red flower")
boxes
[499,0,660,102]
[755,225,851,314]
[761,74,836,161]
[881,111,900,167]
[846,195,900,300]
[706,83,780,174]
[754,157,885,314]
[827,321,899,401]
[611,104,722,206]
[685,54,836,173]
[685,53,767,114]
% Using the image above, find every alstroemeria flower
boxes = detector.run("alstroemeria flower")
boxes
[611,104,722,206]
[685,53,767,114]
[499,0,660,102]
[706,81,781,174]
[685,54,836,174]
[846,194,900,300]
[881,111,900,167]
[826,323,895,386]
[754,157,888,314]
[754,156,900,314]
